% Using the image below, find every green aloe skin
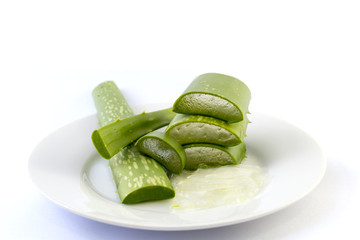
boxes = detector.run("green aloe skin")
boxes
[92,81,134,126]
[109,145,175,204]
[92,81,175,204]
[173,73,251,123]
[135,131,186,174]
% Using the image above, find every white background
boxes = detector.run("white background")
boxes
[1,0,359,239]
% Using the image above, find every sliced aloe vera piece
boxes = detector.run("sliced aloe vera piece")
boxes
[165,114,248,146]
[92,81,175,204]
[92,107,176,159]
[92,81,134,126]
[173,73,251,123]
[135,131,186,174]
[183,143,246,170]
[109,146,175,203]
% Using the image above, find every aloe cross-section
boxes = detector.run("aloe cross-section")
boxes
[135,131,186,174]
[183,143,247,170]
[165,113,249,146]
[173,73,251,123]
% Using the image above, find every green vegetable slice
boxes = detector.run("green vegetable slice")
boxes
[135,131,186,174]
[92,81,134,126]
[109,146,175,203]
[183,143,247,170]
[92,81,175,204]
[92,107,176,159]
[165,114,249,146]
[173,73,251,123]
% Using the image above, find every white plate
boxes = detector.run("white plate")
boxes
[28,104,326,231]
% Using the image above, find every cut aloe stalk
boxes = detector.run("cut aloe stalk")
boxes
[109,146,175,203]
[183,143,247,170]
[92,81,175,204]
[92,81,134,125]
[173,73,251,123]
[92,107,176,159]
[135,131,186,174]
[165,114,249,146]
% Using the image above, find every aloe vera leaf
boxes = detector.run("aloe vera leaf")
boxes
[92,81,134,125]
[92,81,175,204]
[92,107,176,159]
[183,143,247,170]
[109,146,175,203]
[165,113,249,146]
[135,131,186,174]
[173,73,251,123]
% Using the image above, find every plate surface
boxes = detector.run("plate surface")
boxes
[28,104,326,230]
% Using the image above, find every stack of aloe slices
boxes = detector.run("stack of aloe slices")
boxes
[91,73,251,204]
[166,73,250,170]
